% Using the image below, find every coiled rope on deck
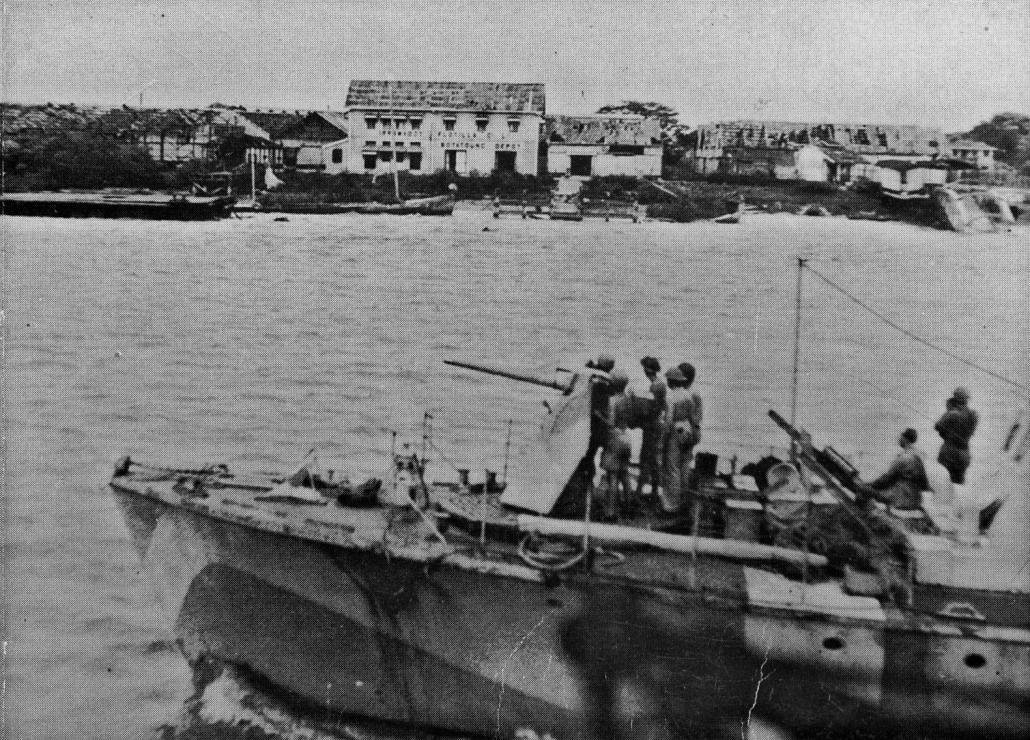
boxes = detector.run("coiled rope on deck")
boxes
[804,264,1029,394]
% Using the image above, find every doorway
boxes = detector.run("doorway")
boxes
[569,155,592,176]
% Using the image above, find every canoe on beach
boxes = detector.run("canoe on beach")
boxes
[262,194,455,216]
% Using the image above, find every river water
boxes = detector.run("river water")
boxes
[4,208,1027,738]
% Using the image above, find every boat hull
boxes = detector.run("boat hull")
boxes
[114,489,588,738]
[0,193,235,220]
[113,482,1030,738]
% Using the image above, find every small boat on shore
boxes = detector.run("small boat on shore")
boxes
[262,194,455,216]
[1,190,236,220]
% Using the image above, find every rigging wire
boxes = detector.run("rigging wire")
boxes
[804,264,1029,394]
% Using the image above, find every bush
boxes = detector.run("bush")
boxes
[5,131,165,190]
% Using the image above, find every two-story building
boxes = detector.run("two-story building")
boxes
[946,138,996,171]
[544,115,662,177]
[344,80,545,176]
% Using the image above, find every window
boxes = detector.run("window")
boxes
[395,152,406,163]
[476,117,489,132]
[283,148,299,166]
[363,153,377,169]
[331,148,343,164]
[394,118,405,129]
[443,117,456,132]
[410,118,422,131]
[507,119,520,133]
[365,116,377,130]
[409,152,422,171]
[382,141,391,147]
[365,140,376,148]
[378,152,392,162]
[409,141,421,148]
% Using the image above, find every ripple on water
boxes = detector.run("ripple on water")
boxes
[4,212,1028,738]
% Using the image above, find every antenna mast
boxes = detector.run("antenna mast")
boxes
[790,257,807,434]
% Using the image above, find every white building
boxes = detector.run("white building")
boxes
[946,138,996,171]
[344,80,545,176]
[544,115,662,177]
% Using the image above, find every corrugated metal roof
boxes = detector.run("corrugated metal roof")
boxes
[314,110,349,135]
[235,111,307,138]
[947,138,996,151]
[545,115,661,146]
[346,80,545,114]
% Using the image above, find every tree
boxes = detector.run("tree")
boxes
[961,113,1030,169]
[596,101,693,166]
[596,101,680,134]
[7,130,165,190]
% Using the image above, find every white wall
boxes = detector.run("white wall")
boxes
[795,146,829,181]
[548,145,662,177]
[346,110,540,175]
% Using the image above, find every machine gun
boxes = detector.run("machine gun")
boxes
[767,410,866,497]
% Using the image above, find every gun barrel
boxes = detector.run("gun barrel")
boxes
[444,360,568,391]
[768,409,801,438]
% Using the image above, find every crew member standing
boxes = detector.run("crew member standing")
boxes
[662,365,702,513]
[600,370,632,520]
[935,387,978,485]
[585,353,617,467]
[636,380,667,501]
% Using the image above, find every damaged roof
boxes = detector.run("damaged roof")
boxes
[346,81,546,114]
[545,115,662,146]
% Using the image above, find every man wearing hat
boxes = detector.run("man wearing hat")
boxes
[935,388,978,485]
[859,428,930,510]
[635,379,667,502]
[640,356,661,384]
[662,364,703,513]
[582,353,618,472]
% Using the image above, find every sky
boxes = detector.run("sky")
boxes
[2,0,1028,132]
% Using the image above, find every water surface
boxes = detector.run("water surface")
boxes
[4,209,1027,738]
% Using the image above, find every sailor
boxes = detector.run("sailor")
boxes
[640,356,661,384]
[584,353,617,466]
[662,364,703,513]
[599,369,632,520]
[636,380,667,501]
[859,428,930,511]
[935,387,978,485]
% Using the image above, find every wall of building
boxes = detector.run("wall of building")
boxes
[346,110,541,175]
[547,145,661,177]
[795,145,829,182]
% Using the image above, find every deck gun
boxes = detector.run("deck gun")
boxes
[444,359,577,394]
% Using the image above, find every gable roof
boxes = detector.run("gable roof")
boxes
[545,115,661,146]
[947,138,997,151]
[346,80,545,114]
[234,110,307,138]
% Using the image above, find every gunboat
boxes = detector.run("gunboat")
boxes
[111,353,1030,738]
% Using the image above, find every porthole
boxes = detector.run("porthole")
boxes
[964,653,987,669]
[822,636,845,651]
